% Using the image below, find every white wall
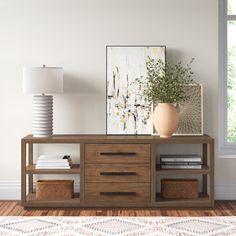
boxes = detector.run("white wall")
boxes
[0,0,230,200]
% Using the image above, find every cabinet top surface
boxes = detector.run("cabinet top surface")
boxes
[22,134,214,144]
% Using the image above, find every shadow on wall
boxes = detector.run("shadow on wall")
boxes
[64,72,104,95]
[166,48,184,64]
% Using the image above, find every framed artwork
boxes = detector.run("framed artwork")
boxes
[106,45,166,135]
[152,84,203,136]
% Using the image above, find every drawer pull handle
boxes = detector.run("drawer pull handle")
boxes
[100,152,137,156]
[100,192,137,196]
[100,172,137,176]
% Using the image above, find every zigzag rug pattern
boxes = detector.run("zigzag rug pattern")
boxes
[0,216,235,236]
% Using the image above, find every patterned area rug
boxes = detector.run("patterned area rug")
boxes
[0,217,235,236]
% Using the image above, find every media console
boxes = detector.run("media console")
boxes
[21,134,214,208]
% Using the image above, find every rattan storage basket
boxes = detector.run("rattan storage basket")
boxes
[36,180,74,200]
[161,179,198,199]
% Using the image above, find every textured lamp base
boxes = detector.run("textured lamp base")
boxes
[33,95,53,137]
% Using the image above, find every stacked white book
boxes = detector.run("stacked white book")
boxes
[160,154,202,169]
[36,155,72,169]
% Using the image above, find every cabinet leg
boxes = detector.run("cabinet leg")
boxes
[210,140,215,207]
[80,143,85,202]
[202,175,207,195]
[151,144,156,203]
[202,144,207,195]
[21,141,26,205]
[28,143,33,193]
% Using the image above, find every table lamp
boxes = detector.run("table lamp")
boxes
[23,65,63,137]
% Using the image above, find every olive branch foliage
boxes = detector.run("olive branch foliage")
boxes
[137,57,195,104]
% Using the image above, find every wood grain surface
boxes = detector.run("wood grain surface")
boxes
[21,134,214,208]
[0,201,234,216]
[85,144,150,164]
[85,164,150,183]
[84,183,150,202]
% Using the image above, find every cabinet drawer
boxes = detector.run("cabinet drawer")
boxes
[85,144,150,164]
[84,183,150,202]
[85,164,150,183]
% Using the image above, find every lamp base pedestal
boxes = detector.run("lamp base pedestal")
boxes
[33,95,53,137]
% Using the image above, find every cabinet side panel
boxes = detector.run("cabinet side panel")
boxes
[80,143,85,203]
[202,143,207,195]
[210,140,215,207]
[21,140,26,205]
[28,143,33,194]
[151,144,156,203]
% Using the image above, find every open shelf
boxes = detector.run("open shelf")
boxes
[155,193,211,208]
[25,193,80,207]
[156,165,210,175]
[21,134,214,208]
[26,164,80,174]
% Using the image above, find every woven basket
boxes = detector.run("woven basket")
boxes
[161,179,198,199]
[36,180,74,200]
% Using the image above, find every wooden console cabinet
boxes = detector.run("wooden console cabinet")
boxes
[21,135,214,208]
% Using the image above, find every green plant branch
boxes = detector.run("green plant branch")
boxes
[138,57,195,103]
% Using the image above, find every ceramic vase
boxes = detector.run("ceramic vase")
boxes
[153,103,179,138]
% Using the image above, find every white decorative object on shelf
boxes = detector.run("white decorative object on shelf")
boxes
[23,65,63,137]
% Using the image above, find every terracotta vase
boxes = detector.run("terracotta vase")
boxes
[153,103,179,138]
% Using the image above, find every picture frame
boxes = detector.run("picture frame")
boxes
[106,45,166,135]
[152,84,203,136]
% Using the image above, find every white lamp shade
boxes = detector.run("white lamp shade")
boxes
[23,66,63,94]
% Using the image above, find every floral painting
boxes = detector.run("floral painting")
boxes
[106,46,166,135]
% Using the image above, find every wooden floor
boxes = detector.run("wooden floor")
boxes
[0,201,235,216]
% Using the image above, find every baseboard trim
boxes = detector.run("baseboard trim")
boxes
[0,181,21,200]
[215,183,236,200]
[0,181,234,200]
